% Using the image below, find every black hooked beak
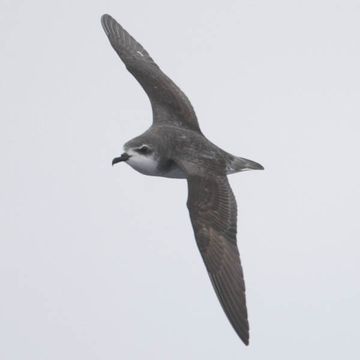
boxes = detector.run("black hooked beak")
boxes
[112,153,130,166]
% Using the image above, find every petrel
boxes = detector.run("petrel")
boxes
[101,14,263,345]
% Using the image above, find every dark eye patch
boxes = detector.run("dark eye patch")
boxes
[136,145,152,155]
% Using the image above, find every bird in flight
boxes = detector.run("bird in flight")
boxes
[101,14,263,345]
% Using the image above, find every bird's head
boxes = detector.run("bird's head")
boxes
[112,136,160,176]
[112,143,154,165]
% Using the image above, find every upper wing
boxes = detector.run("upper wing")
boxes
[101,14,201,133]
[186,175,249,345]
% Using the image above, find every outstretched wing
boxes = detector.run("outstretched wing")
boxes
[187,175,249,345]
[101,14,201,133]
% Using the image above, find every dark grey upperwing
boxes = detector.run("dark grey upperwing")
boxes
[187,175,249,345]
[101,14,201,133]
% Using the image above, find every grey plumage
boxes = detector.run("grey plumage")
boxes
[101,14,200,133]
[101,14,263,345]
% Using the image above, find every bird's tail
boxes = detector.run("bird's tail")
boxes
[227,156,264,174]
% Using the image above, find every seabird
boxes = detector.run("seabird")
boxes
[101,14,263,345]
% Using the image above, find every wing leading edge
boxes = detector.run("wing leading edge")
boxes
[101,14,201,133]
[186,175,249,345]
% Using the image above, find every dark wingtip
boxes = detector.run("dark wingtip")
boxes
[101,14,117,35]
[101,14,112,23]
[236,327,250,346]
[101,14,110,33]
[243,336,250,346]
[233,326,249,345]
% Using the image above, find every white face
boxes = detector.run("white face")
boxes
[125,145,160,176]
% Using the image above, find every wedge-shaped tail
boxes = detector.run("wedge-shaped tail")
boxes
[228,156,264,174]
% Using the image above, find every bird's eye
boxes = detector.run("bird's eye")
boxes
[136,145,152,155]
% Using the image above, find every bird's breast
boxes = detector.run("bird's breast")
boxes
[127,155,160,176]
[127,155,186,178]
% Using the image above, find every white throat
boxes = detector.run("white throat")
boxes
[126,150,160,176]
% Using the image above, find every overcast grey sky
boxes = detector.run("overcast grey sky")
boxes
[1,0,359,359]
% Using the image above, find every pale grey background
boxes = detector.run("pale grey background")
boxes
[1,0,359,359]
